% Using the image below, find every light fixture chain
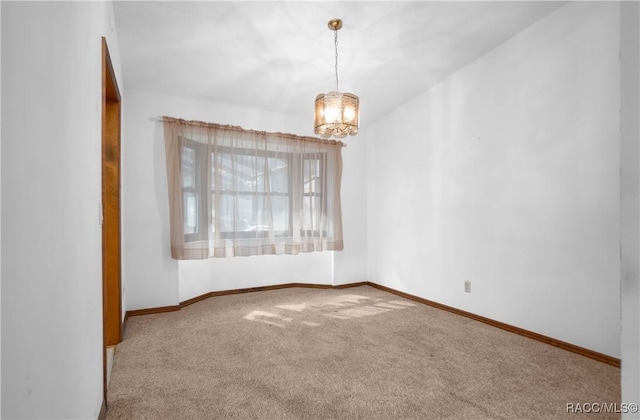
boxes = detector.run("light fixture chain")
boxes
[334,29,339,91]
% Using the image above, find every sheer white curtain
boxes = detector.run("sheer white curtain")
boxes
[163,117,344,259]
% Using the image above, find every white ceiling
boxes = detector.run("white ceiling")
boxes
[113,1,566,125]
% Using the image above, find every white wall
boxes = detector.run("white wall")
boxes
[620,1,640,414]
[334,126,367,286]
[366,2,621,357]
[123,90,366,307]
[1,1,123,418]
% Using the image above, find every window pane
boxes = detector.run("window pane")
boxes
[302,196,319,231]
[268,157,289,193]
[269,196,290,233]
[303,158,321,194]
[210,195,216,233]
[235,195,256,232]
[183,192,198,234]
[213,153,269,193]
[214,194,290,234]
[219,194,235,233]
[237,154,265,193]
[214,153,234,191]
[182,147,196,189]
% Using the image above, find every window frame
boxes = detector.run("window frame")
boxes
[211,145,294,240]
[180,141,328,243]
[181,140,209,243]
[300,153,327,238]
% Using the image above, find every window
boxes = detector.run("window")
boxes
[163,118,344,259]
[211,146,293,239]
[181,140,204,242]
[301,154,325,236]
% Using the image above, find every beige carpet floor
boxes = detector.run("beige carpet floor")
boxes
[106,285,620,419]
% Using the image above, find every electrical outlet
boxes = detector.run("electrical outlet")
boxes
[464,281,471,293]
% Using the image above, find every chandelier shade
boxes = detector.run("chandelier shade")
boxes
[314,91,359,138]
[314,18,359,139]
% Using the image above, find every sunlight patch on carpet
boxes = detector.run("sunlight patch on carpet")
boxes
[243,294,416,328]
[243,310,293,328]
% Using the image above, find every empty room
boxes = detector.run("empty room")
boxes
[1,1,639,419]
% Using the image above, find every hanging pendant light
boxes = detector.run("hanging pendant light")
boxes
[314,18,359,139]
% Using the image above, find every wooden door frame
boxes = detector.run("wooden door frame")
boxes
[101,36,122,407]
